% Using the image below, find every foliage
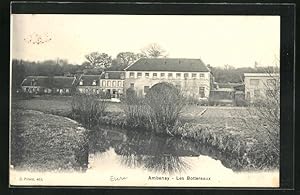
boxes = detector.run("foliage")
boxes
[84,52,112,70]
[122,83,185,134]
[145,82,185,133]
[210,65,279,83]
[140,43,167,58]
[71,94,107,128]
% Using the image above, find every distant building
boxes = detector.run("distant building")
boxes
[124,58,212,99]
[100,71,125,98]
[244,73,280,102]
[77,75,101,95]
[21,76,76,95]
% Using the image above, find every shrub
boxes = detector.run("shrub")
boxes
[71,94,107,128]
[145,82,185,134]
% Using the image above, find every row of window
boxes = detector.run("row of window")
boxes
[24,87,70,93]
[246,89,276,99]
[102,80,123,87]
[138,84,206,97]
[249,79,277,86]
[129,72,206,79]
[78,88,123,94]
[79,80,98,86]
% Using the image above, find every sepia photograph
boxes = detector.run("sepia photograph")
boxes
[10,14,280,187]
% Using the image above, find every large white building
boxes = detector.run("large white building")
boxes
[244,73,280,102]
[124,58,212,99]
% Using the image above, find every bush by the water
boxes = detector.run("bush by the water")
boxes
[123,83,184,134]
[71,94,107,128]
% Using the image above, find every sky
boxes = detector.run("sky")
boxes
[11,14,280,67]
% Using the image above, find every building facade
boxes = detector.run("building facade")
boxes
[124,58,212,99]
[21,76,76,95]
[100,71,125,98]
[244,73,280,102]
[77,75,101,95]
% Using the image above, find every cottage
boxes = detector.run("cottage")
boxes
[124,58,212,99]
[76,75,101,95]
[100,71,125,98]
[21,76,76,95]
[244,73,279,102]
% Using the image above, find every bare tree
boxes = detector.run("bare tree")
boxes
[114,52,141,69]
[84,52,112,70]
[141,43,167,58]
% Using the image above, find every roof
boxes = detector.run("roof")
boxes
[21,76,75,88]
[78,75,100,86]
[100,71,124,80]
[125,58,209,72]
[244,73,279,77]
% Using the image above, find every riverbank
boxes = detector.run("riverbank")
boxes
[10,108,88,171]
[11,95,279,171]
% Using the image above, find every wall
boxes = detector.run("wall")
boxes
[124,71,211,98]
[244,75,279,101]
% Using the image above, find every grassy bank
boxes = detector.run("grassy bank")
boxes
[11,95,279,171]
[11,108,88,171]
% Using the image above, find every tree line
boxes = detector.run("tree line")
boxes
[11,42,278,91]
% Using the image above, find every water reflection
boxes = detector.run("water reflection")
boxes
[88,126,239,174]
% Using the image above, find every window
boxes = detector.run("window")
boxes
[79,80,83,85]
[102,81,106,87]
[266,79,276,87]
[129,72,135,78]
[250,79,259,86]
[96,89,99,94]
[199,87,205,98]
[254,89,260,97]
[246,92,250,99]
[200,73,205,78]
[92,89,96,93]
[192,73,197,78]
[130,83,134,88]
[176,73,181,78]
[153,73,157,78]
[85,88,89,93]
[118,81,121,87]
[168,73,173,78]
[107,81,111,87]
[145,73,149,78]
[112,81,116,87]
[66,89,70,93]
[161,73,165,78]
[266,90,274,97]
[184,73,189,78]
[137,72,142,77]
[92,80,97,86]
[144,86,150,94]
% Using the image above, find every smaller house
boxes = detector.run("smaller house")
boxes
[100,71,125,98]
[76,75,101,95]
[244,73,279,102]
[21,76,76,95]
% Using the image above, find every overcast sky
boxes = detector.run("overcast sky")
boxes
[11,14,280,67]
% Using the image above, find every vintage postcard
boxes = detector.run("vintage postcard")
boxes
[10,14,280,187]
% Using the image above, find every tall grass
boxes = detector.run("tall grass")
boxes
[71,94,107,128]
